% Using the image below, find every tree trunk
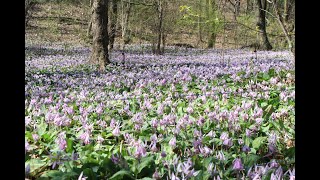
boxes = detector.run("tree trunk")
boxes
[256,0,272,50]
[156,0,163,55]
[197,0,203,46]
[121,0,132,50]
[208,32,216,48]
[87,0,94,37]
[271,0,292,51]
[109,0,118,49]
[89,0,110,71]
[235,0,240,18]
[207,0,216,48]
[161,33,166,54]
[284,0,294,23]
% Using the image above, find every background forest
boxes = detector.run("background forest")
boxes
[25,0,295,52]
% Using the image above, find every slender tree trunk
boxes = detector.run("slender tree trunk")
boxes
[284,0,293,23]
[161,33,166,54]
[208,32,216,48]
[121,0,132,50]
[197,0,203,46]
[246,0,251,14]
[156,0,163,55]
[87,0,94,37]
[271,0,292,51]
[206,0,216,48]
[256,0,272,50]
[89,0,110,71]
[109,0,118,49]
[235,0,240,17]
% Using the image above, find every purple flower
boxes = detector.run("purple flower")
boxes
[161,151,166,158]
[255,118,264,125]
[79,131,90,145]
[232,158,244,171]
[223,138,233,148]
[151,119,158,128]
[111,154,120,164]
[246,129,252,137]
[268,132,277,145]
[56,132,67,150]
[152,170,161,179]
[268,159,279,169]
[32,134,39,142]
[199,146,213,157]
[71,151,78,161]
[170,172,180,180]
[186,107,194,114]
[169,136,176,148]
[206,130,215,138]
[25,141,30,153]
[242,145,251,153]
[272,166,283,180]
[268,143,277,155]
[150,142,158,152]
[112,124,121,137]
[238,139,244,145]
[216,151,225,161]
[110,118,116,129]
[97,135,104,144]
[134,144,147,159]
[193,129,202,137]
[25,164,30,175]
[25,116,31,126]
[284,167,295,180]
[220,132,229,141]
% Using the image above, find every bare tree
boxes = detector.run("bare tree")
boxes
[87,0,94,37]
[270,0,293,51]
[120,0,132,49]
[256,0,272,50]
[156,0,164,55]
[226,0,240,20]
[89,0,110,71]
[109,0,119,49]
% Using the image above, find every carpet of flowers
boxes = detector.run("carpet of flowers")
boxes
[25,44,295,179]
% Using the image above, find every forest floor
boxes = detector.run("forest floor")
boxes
[26,2,268,50]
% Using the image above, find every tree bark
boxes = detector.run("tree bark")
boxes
[197,0,203,46]
[284,0,294,23]
[156,0,163,55]
[121,0,132,50]
[89,0,110,71]
[87,0,94,37]
[109,0,118,49]
[256,0,272,50]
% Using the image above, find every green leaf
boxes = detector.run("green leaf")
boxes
[66,138,74,153]
[137,155,155,174]
[109,170,135,180]
[243,154,261,168]
[252,137,267,150]
[26,158,47,174]
[263,73,270,81]
[40,170,63,178]
[83,168,97,180]
[137,178,153,180]
[260,101,268,108]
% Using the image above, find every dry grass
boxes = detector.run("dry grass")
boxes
[26,2,91,46]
